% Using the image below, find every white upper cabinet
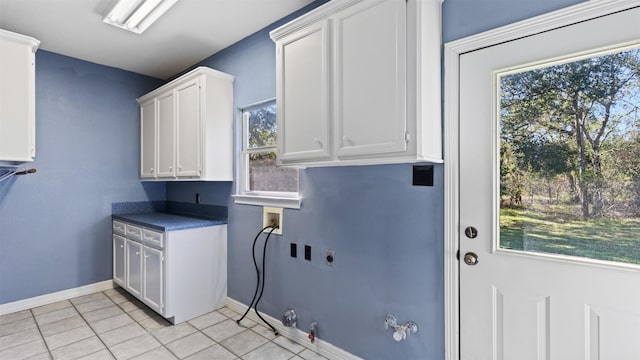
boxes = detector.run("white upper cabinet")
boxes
[156,91,175,178]
[138,67,234,181]
[270,0,442,167]
[175,80,200,177]
[276,19,331,162]
[0,29,39,162]
[334,0,406,158]
[140,99,157,177]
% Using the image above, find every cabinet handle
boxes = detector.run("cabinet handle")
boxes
[169,166,173,171]
[150,168,154,173]
[343,136,352,145]
[136,251,140,255]
[314,138,323,147]
[120,245,124,248]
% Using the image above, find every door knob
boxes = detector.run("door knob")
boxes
[463,252,478,266]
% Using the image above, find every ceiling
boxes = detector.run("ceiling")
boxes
[0,0,315,79]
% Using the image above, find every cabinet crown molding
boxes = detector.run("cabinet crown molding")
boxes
[270,0,361,41]
[137,66,234,104]
[0,29,40,52]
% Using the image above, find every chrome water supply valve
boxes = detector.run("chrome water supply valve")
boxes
[384,315,418,342]
[308,321,318,343]
[281,309,297,327]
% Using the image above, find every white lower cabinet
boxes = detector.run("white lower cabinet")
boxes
[112,219,227,324]
[125,239,143,298]
[112,235,126,286]
[142,246,164,314]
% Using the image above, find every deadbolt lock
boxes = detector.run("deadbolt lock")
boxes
[464,226,478,239]
[464,252,479,266]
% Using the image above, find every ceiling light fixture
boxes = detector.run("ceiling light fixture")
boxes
[103,0,179,34]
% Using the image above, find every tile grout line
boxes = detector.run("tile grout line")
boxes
[106,289,166,359]
[70,292,120,360]
[2,291,326,360]
[29,308,53,360]
[106,288,178,360]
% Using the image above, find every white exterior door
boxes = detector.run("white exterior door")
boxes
[459,7,640,360]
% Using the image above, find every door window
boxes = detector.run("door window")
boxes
[498,46,640,265]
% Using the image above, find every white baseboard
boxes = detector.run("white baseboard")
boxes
[0,280,115,316]
[225,297,362,360]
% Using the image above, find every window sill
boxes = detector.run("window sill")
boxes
[232,194,302,209]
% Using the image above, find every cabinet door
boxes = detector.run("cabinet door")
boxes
[113,235,126,286]
[143,246,164,314]
[176,79,201,177]
[126,240,143,297]
[140,99,156,178]
[0,32,37,162]
[334,0,407,158]
[157,91,176,178]
[276,20,331,162]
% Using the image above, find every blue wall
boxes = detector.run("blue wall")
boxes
[166,0,589,358]
[0,51,165,303]
[166,2,440,359]
[0,0,592,358]
[442,0,586,42]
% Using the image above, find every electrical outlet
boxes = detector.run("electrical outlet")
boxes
[326,250,335,266]
[263,207,283,235]
[304,245,311,261]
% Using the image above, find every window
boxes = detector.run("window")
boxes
[234,99,300,208]
[498,46,640,265]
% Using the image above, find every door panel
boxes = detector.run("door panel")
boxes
[460,7,640,359]
[143,246,163,314]
[113,235,125,286]
[492,288,550,360]
[334,0,406,157]
[140,100,156,178]
[277,20,331,162]
[126,240,142,297]
[586,306,640,360]
[157,92,175,178]
[176,80,200,177]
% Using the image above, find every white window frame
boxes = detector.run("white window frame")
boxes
[233,99,301,209]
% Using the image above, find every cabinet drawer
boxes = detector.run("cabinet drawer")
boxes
[142,228,164,249]
[125,224,142,241]
[113,221,126,236]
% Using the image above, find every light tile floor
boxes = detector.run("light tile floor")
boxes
[0,287,328,360]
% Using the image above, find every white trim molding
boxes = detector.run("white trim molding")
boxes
[0,280,115,316]
[443,1,640,359]
[232,194,302,209]
[225,297,363,360]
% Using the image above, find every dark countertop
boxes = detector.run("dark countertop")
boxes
[112,212,227,231]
